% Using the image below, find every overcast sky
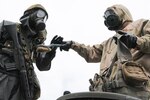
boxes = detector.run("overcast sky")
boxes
[0,0,150,100]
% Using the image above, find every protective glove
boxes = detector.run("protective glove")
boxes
[46,48,56,61]
[50,35,63,50]
[118,31,137,48]
[51,35,63,44]
[60,41,73,51]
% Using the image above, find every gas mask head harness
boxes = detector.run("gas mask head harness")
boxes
[104,9,122,30]
[20,8,48,36]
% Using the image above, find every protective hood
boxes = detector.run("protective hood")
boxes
[106,4,133,27]
[24,4,48,19]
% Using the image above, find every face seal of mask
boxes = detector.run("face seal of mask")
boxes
[104,9,122,30]
[20,9,48,35]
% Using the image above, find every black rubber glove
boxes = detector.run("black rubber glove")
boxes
[50,35,63,50]
[46,48,56,60]
[60,41,73,51]
[51,35,63,44]
[118,31,137,48]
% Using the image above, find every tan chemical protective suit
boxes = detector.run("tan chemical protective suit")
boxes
[70,4,150,100]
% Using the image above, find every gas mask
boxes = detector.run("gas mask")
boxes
[104,9,122,30]
[20,9,48,36]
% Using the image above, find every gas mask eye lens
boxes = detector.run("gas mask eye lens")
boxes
[37,10,46,18]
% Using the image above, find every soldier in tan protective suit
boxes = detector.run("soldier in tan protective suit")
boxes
[53,4,150,100]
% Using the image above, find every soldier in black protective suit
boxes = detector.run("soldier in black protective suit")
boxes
[0,4,62,100]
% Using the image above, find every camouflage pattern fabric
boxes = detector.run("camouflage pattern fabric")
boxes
[70,4,150,99]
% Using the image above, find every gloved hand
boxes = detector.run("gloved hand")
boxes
[46,48,56,61]
[60,41,73,51]
[50,35,64,50]
[51,35,63,44]
[118,31,137,48]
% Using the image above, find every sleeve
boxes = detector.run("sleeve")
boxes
[136,20,150,53]
[71,41,104,63]
[34,28,56,71]
[35,35,56,71]
[35,49,56,71]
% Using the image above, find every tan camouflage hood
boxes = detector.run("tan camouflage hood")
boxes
[24,4,48,18]
[107,4,133,25]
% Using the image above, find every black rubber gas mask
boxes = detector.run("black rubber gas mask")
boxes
[20,9,48,36]
[104,9,122,30]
